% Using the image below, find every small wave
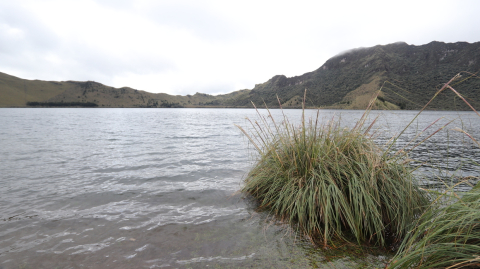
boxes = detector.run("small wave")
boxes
[64,237,115,255]
[175,253,256,265]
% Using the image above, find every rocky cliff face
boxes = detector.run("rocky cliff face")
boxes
[245,41,480,110]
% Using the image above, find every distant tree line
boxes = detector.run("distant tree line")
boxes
[26,101,98,107]
[159,100,184,108]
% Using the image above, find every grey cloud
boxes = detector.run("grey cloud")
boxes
[144,1,242,42]
[0,1,175,85]
[0,2,60,78]
[69,46,176,77]
[0,2,62,79]
[95,0,134,9]
[29,41,177,87]
[0,2,59,54]
[92,0,241,42]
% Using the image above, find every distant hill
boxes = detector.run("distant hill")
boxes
[0,72,250,108]
[244,41,480,110]
[1,41,479,109]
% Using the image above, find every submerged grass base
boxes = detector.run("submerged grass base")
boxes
[237,99,428,248]
[390,184,480,269]
[238,73,480,267]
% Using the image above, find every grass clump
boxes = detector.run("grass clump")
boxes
[390,183,480,269]
[388,72,480,268]
[236,94,429,248]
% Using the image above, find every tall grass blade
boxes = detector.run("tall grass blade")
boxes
[237,95,428,248]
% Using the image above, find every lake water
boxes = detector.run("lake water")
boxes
[0,108,479,268]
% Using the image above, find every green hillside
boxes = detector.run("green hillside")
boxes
[0,72,69,107]
[1,41,479,109]
[244,41,480,110]
[0,72,250,108]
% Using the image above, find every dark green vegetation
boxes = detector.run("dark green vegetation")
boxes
[236,95,429,248]
[27,101,98,107]
[247,41,480,110]
[390,184,480,268]
[1,41,479,109]
[387,75,480,268]
[238,74,480,267]
[0,72,250,108]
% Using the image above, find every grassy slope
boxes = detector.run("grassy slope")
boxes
[1,41,479,109]
[0,72,69,107]
[0,71,252,108]
[245,41,480,110]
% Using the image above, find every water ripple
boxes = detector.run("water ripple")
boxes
[0,108,478,268]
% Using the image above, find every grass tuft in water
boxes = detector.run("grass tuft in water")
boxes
[388,72,480,269]
[236,92,429,248]
[389,183,480,269]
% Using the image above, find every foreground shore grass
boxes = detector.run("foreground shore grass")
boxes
[390,184,480,268]
[236,93,429,248]
[389,72,480,268]
[237,72,479,267]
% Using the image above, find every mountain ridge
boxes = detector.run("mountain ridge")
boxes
[246,41,480,110]
[1,41,479,110]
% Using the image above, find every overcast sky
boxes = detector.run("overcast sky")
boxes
[1,0,479,95]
